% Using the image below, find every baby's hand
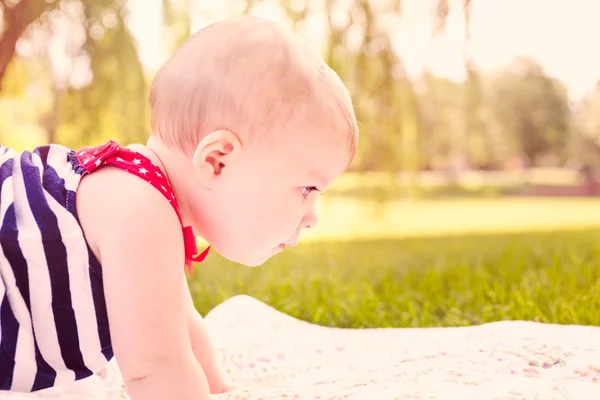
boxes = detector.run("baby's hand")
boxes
[208,378,235,394]
[214,382,235,394]
[205,365,234,394]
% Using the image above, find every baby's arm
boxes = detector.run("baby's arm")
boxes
[77,168,211,400]
[185,283,233,393]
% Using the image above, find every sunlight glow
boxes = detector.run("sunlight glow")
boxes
[123,0,600,100]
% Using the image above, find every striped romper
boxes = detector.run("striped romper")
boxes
[0,140,210,392]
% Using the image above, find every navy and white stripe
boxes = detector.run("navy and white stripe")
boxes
[0,144,112,392]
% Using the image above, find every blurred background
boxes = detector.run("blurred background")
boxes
[2,0,599,327]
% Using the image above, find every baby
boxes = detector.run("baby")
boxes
[0,16,358,400]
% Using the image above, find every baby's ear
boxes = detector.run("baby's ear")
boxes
[192,130,242,186]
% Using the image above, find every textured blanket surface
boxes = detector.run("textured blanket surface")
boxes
[2,295,599,399]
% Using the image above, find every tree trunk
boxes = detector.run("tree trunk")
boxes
[0,0,43,91]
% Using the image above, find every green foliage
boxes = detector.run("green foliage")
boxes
[189,228,600,327]
[419,74,465,168]
[572,85,600,169]
[57,1,148,148]
[0,56,29,97]
[0,0,148,148]
[161,0,191,52]
[490,58,571,164]
[0,0,593,171]
[578,85,600,143]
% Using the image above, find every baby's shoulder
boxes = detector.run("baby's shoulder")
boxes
[75,157,181,260]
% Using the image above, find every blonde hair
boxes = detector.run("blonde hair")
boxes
[149,16,358,157]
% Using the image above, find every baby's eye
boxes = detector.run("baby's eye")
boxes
[301,186,319,198]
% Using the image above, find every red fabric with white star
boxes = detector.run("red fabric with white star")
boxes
[75,140,210,274]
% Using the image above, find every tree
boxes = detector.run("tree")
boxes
[576,82,600,145]
[57,1,148,147]
[162,0,192,51]
[490,58,571,165]
[570,82,600,169]
[432,0,498,169]
[1,0,148,147]
[0,0,56,91]
[418,74,464,169]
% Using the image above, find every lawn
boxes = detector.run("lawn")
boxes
[190,173,600,329]
[189,228,600,328]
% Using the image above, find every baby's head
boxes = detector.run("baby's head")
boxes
[148,16,358,266]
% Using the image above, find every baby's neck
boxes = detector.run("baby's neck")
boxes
[144,137,197,229]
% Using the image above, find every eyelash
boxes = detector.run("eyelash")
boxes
[301,186,319,198]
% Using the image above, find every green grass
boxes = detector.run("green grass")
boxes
[189,172,600,329]
[189,228,600,328]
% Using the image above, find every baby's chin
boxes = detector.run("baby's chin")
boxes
[222,244,286,267]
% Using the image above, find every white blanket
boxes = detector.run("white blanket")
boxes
[2,295,599,399]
